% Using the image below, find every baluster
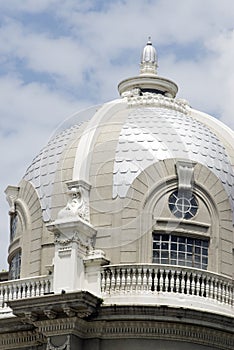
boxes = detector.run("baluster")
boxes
[131,268,137,293]
[116,268,121,292]
[200,274,205,297]
[223,281,227,303]
[31,281,36,297]
[148,268,153,293]
[217,280,222,302]
[214,278,218,301]
[8,285,13,302]
[121,268,126,293]
[170,270,175,293]
[226,283,231,306]
[126,268,131,293]
[175,271,180,293]
[165,269,169,292]
[190,273,195,296]
[142,267,148,292]
[35,281,40,297]
[0,286,3,308]
[209,277,214,300]
[180,271,185,295]
[41,280,46,295]
[101,271,105,293]
[229,283,233,306]
[196,273,200,296]
[110,268,116,294]
[204,276,209,299]
[21,282,26,298]
[139,268,144,293]
[12,283,17,301]
[2,287,6,308]
[106,269,111,293]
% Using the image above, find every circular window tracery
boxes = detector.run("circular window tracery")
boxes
[169,190,198,219]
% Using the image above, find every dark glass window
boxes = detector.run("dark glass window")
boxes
[169,190,198,219]
[10,213,18,241]
[9,250,21,280]
[152,233,208,270]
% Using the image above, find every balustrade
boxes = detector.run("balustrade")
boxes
[0,275,52,310]
[101,264,233,306]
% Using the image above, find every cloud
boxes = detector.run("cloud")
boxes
[0,0,234,269]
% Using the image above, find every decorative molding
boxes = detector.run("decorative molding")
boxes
[54,229,94,256]
[84,320,234,349]
[123,91,189,114]
[0,330,46,349]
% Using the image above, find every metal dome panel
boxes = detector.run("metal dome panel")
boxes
[113,107,234,214]
[24,124,82,221]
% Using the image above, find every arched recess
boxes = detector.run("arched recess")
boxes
[134,160,227,274]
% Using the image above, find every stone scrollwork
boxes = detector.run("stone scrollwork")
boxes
[58,181,91,222]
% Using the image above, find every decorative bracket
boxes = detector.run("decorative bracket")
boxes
[176,160,195,193]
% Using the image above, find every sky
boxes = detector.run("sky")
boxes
[0,0,234,270]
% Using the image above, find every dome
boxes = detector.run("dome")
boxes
[23,93,234,225]
[6,39,234,280]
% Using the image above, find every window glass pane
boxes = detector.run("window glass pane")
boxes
[179,244,185,252]
[171,243,177,251]
[161,234,168,241]
[152,233,208,270]
[187,245,193,252]
[161,242,168,250]
[179,252,185,259]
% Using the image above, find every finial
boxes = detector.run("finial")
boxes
[147,36,152,45]
[140,37,158,75]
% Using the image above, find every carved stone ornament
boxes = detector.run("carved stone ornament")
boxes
[176,160,195,192]
[4,185,20,214]
[125,91,189,114]
[47,335,70,350]
[58,181,91,222]
[54,231,94,252]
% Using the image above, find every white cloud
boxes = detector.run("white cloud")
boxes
[0,0,234,269]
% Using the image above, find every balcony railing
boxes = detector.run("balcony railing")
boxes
[0,275,52,314]
[101,264,233,316]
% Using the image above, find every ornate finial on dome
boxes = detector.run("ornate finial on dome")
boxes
[118,39,178,98]
[140,37,158,75]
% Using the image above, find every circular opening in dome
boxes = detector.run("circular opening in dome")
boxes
[168,190,198,219]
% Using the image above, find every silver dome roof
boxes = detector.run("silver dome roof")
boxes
[113,106,234,213]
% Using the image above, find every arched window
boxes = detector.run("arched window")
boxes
[9,250,21,280]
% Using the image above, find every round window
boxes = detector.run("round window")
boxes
[169,190,198,219]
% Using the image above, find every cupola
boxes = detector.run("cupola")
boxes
[118,37,178,97]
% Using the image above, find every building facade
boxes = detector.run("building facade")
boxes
[0,40,233,349]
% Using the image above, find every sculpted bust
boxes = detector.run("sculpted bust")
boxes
[58,186,89,222]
